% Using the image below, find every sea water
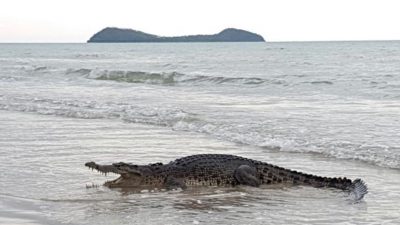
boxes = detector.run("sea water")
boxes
[0,42,399,224]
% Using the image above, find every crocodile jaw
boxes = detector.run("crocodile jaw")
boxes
[85,161,143,187]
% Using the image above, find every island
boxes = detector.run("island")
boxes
[87,27,265,43]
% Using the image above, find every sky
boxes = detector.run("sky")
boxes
[1,0,400,42]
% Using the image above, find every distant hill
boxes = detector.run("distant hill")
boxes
[87,27,265,43]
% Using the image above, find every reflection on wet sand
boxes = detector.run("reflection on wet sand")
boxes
[103,185,339,213]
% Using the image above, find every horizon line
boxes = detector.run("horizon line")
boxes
[1,39,400,44]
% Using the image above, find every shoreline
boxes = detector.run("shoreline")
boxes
[0,195,66,225]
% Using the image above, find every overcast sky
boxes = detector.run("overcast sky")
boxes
[1,0,399,42]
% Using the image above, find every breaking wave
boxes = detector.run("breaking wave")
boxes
[1,95,399,169]
[65,68,285,86]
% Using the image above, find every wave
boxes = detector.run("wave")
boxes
[34,66,48,71]
[65,68,285,86]
[308,81,334,85]
[22,67,400,98]
[73,53,103,58]
[20,67,347,88]
[1,95,399,169]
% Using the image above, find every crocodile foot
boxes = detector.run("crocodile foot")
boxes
[234,165,261,187]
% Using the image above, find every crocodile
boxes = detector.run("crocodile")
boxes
[85,154,368,200]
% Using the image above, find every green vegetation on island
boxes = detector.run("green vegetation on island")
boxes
[88,27,265,43]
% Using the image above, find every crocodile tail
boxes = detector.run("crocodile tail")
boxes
[311,176,353,190]
[260,164,368,200]
[281,169,351,189]
[301,174,368,200]
[348,179,368,201]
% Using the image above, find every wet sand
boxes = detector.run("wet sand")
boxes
[1,111,400,224]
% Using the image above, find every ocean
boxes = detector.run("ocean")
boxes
[0,42,399,224]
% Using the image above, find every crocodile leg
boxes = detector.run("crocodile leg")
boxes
[234,165,261,187]
[164,176,187,190]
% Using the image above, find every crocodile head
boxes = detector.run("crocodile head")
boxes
[85,161,144,188]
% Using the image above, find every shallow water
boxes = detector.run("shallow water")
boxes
[1,111,400,224]
[1,42,400,224]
